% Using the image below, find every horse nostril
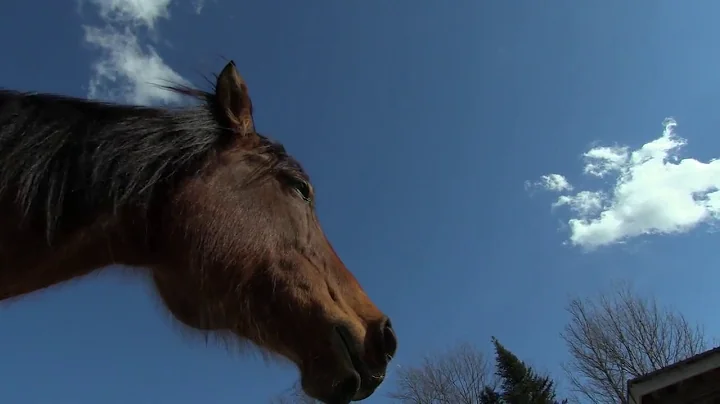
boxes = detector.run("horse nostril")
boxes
[378,317,397,363]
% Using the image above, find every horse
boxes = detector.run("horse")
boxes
[0,61,397,403]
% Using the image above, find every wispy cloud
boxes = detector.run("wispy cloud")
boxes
[83,0,171,29]
[527,174,574,192]
[192,0,207,14]
[80,0,194,105]
[532,118,720,249]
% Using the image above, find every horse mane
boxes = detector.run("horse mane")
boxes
[0,87,306,242]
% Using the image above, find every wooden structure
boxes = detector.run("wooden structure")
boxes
[628,346,720,404]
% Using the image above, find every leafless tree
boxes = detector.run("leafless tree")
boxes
[561,283,709,404]
[268,382,320,404]
[388,342,497,403]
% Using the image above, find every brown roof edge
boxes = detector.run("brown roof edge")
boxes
[626,345,720,401]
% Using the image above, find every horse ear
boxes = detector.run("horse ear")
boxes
[215,60,254,135]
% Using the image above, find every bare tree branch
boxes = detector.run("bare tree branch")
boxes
[560,283,708,404]
[388,342,497,404]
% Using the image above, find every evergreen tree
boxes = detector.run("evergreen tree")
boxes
[486,337,567,404]
[480,385,502,404]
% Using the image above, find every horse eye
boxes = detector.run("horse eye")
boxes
[293,180,312,203]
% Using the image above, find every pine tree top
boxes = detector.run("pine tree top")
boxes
[488,337,567,404]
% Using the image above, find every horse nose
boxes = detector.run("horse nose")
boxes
[372,316,397,365]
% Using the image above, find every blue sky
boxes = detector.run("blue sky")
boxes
[2,0,720,403]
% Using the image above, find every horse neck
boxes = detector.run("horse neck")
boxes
[0,208,136,301]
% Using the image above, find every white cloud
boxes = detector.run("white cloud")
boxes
[534,118,720,249]
[583,146,629,177]
[80,0,193,105]
[83,0,171,28]
[539,174,574,192]
[552,191,605,217]
[84,26,188,105]
[524,174,574,194]
[193,0,206,14]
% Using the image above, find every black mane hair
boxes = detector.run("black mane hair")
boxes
[0,88,306,242]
